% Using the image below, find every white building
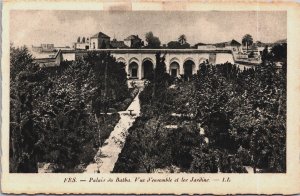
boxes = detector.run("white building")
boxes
[89,32,110,50]
[73,37,89,50]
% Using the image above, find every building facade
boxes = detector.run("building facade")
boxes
[124,35,143,48]
[73,37,90,50]
[61,49,234,79]
[89,32,110,49]
[32,44,55,52]
[214,39,242,52]
[110,38,128,49]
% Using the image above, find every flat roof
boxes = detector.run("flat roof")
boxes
[61,48,232,54]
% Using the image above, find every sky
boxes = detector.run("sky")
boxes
[10,10,286,47]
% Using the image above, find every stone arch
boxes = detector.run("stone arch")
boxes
[129,57,139,65]
[169,61,180,77]
[142,57,155,65]
[183,57,196,65]
[128,61,139,78]
[117,57,126,64]
[169,57,180,65]
[142,59,154,79]
[183,59,196,79]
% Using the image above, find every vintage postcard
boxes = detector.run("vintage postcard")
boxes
[1,0,300,194]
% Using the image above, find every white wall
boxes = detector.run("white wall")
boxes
[76,43,88,50]
[62,53,76,61]
[124,40,131,47]
[197,45,216,50]
[215,53,234,64]
[90,38,98,49]
[65,50,235,79]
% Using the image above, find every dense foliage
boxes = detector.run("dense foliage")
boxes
[167,35,190,49]
[145,32,161,49]
[10,43,286,173]
[10,47,130,172]
[114,47,286,173]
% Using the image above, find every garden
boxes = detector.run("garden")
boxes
[9,47,134,172]
[113,46,286,173]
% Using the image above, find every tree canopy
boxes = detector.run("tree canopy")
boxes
[167,41,190,49]
[242,34,253,51]
[145,32,161,48]
[178,34,187,45]
[10,46,131,172]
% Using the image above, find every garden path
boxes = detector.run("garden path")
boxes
[85,90,141,173]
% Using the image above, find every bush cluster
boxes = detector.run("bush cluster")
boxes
[114,49,286,173]
[10,47,129,172]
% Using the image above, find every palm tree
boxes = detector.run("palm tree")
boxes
[178,34,187,45]
[242,34,253,52]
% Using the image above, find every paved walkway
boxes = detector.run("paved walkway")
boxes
[85,91,141,173]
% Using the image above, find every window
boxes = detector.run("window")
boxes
[93,42,95,49]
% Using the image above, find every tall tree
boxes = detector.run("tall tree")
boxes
[242,34,253,52]
[10,45,42,172]
[261,45,269,63]
[178,34,187,45]
[152,52,169,102]
[145,32,161,49]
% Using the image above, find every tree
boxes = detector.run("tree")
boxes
[167,41,181,49]
[242,34,253,52]
[178,34,187,45]
[270,43,287,62]
[145,32,161,48]
[83,51,129,114]
[132,40,144,48]
[168,41,190,49]
[10,45,35,80]
[29,58,100,171]
[10,45,42,172]
[152,52,168,99]
[10,45,132,172]
[180,43,191,49]
[261,45,269,63]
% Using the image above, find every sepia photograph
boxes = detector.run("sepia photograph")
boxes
[2,1,300,194]
[8,10,287,174]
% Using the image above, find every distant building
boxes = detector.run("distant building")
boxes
[124,35,143,48]
[214,39,242,52]
[89,32,110,49]
[32,44,55,52]
[32,44,72,53]
[55,46,72,50]
[41,44,54,51]
[32,50,62,67]
[73,37,89,50]
[110,38,128,49]
[252,41,272,54]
